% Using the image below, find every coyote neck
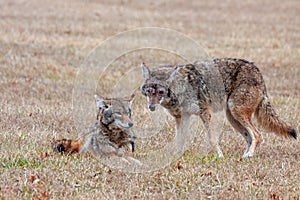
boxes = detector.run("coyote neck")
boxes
[160,90,181,117]
[98,114,131,148]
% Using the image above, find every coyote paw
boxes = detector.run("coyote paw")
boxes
[242,152,254,159]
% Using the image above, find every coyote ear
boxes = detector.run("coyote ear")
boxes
[141,62,150,79]
[129,93,135,101]
[124,93,135,107]
[95,94,106,108]
[166,68,178,85]
[128,93,135,107]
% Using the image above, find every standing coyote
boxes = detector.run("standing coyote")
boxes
[52,94,136,157]
[141,58,297,158]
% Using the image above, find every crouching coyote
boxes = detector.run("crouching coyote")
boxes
[141,58,297,158]
[52,94,136,157]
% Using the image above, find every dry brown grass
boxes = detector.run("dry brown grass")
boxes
[0,0,299,199]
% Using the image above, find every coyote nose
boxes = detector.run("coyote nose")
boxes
[149,104,156,111]
[128,122,134,127]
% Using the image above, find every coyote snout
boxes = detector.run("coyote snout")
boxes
[115,115,134,128]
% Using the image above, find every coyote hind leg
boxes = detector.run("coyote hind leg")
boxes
[227,92,263,158]
[226,108,252,156]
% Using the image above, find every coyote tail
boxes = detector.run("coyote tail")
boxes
[256,96,297,139]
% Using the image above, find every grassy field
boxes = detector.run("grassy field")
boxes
[0,0,299,199]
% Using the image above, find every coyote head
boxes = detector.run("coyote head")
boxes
[140,63,177,111]
[95,94,135,128]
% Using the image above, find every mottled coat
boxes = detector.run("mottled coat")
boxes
[141,58,296,158]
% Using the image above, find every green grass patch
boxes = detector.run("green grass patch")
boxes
[1,157,42,169]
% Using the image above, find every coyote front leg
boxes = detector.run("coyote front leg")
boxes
[175,114,190,153]
[200,109,224,158]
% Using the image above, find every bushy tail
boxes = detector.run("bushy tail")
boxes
[255,96,297,139]
[52,138,83,154]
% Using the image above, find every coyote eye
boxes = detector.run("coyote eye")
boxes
[158,89,165,95]
[104,109,112,118]
[128,108,132,117]
[146,88,155,95]
[114,112,122,118]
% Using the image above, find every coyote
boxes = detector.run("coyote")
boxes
[141,58,297,158]
[52,94,136,157]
